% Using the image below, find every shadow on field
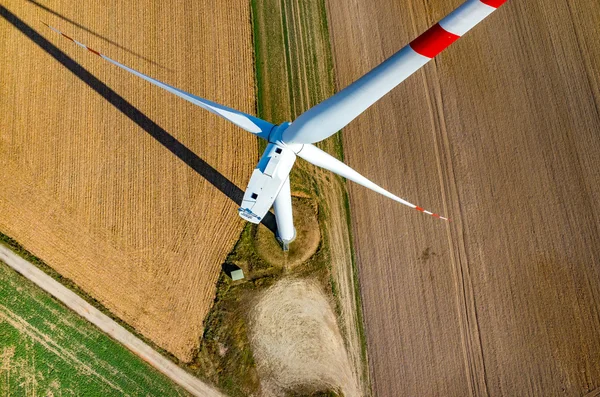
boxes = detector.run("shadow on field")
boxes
[26,0,169,69]
[0,5,278,236]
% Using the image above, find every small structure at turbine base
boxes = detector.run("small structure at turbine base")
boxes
[222,263,245,281]
[230,268,245,281]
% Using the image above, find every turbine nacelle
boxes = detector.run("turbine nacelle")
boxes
[238,122,305,247]
[238,141,296,225]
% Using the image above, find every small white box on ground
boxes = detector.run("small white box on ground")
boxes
[230,269,244,281]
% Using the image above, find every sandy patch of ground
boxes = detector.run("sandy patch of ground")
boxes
[249,278,359,396]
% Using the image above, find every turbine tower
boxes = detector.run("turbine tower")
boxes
[45,0,507,250]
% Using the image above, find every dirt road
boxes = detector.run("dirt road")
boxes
[325,0,600,395]
[0,244,223,397]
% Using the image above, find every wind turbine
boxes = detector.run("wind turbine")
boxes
[44,0,507,250]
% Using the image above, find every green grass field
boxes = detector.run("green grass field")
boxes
[0,261,188,397]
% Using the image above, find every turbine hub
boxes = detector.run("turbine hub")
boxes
[268,122,291,143]
[269,122,304,153]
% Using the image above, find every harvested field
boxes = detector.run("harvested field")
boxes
[325,0,600,395]
[249,278,359,396]
[0,0,257,361]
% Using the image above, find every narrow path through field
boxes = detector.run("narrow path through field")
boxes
[253,0,369,391]
[0,244,224,397]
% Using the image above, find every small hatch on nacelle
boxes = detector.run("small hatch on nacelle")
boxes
[275,148,282,154]
[251,193,258,199]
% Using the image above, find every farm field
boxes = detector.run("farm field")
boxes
[0,0,257,362]
[0,260,188,396]
[324,0,600,395]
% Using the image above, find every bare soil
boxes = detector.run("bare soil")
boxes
[249,278,359,397]
[0,0,257,361]
[325,0,600,395]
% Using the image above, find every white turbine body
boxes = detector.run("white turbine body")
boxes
[44,0,507,249]
[238,140,297,225]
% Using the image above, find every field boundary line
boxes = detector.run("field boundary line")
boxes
[0,244,223,397]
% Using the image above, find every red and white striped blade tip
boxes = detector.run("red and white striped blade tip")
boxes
[41,21,103,57]
[414,206,450,222]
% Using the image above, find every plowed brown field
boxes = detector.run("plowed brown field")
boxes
[0,0,257,361]
[325,0,600,395]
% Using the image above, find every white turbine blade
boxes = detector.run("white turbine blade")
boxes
[42,22,274,138]
[282,0,507,144]
[297,144,449,221]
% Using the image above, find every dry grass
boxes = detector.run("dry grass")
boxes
[0,0,257,361]
[249,278,359,397]
[325,0,600,395]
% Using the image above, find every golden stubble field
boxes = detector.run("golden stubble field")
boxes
[325,0,600,395]
[0,0,257,361]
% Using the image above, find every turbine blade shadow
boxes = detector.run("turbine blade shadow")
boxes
[26,0,170,70]
[0,5,277,236]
